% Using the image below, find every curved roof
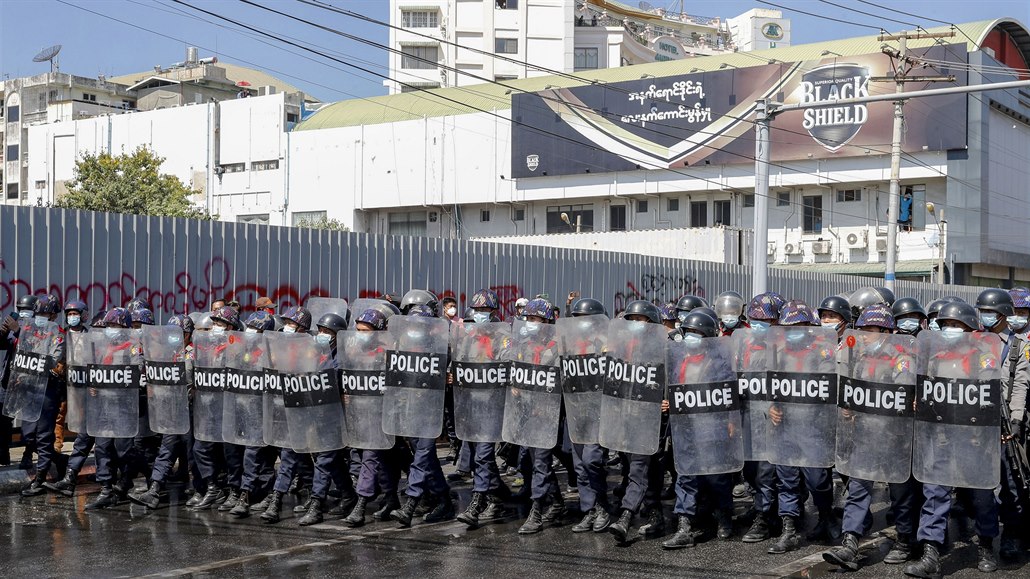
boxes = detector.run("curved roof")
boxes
[295,19,1030,132]
[109,61,319,103]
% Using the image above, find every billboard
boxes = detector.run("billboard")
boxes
[511,45,968,178]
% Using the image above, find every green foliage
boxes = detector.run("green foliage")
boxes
[56,146,214,220]
[295,217,349,231]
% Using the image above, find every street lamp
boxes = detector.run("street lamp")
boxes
[560,211,582,233]
[926,202,947,287]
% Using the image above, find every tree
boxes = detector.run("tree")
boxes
[56,146,214,219]
[295,216,349,231]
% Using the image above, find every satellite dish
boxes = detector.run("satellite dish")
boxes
[33,44,62,72]
[638,1,655,12]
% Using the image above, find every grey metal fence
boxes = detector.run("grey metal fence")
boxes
[0,206,982,321]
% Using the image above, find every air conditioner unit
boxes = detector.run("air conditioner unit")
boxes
[784,242,802,255]
[767,242,776,256]
[875,238,889,253]
[811,241,832,255]
[845,230,868,249]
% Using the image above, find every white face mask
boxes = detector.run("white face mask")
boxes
[245,327,258,334]
[1007,315,1028,332]
[896,318,921,333]
[283,326,297,334]
[445,307,457,317]
[519,322,541,338]
[941,326,965,339]
[211,326,226,335]
[928,319,941,331]
[18,309,33,320]
[785,328,808,344]
[472,312,491,324]
[821,320,842,331]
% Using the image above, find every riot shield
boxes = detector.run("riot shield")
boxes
[307,297,349,327]
[65,331,92,434]
[913,331,1002,489]
[192,330,228,443]
[381,316,450,438]
[141,326,190,435]
[668,336,743,475]
[338,330,393,449]
[557,315,608,445]
[502,321,562,449]
[262,332,304,448]
[598,319,667,455]
[452,322,511,442]
[86,328,141,438]
[763,326,839,468]
[2,320,61,422]
[276,337,346,453]
[734,329,773,462]
[222,331,268,446]
[835,331,917,483]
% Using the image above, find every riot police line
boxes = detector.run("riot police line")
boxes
[1,285,1029,579]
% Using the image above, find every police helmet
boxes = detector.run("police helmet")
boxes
[126,297,153,313]
[1008,288,1030,310]
[463,307,502,323]
[91,310,108,328]
[874,287,896,306]
[855,304,895,330]
[131,308,156,326]
[406,304,436,318]
[281,306,312,331]
[189,311,214,331]
[570,298,607,317]
[746,292,783,322]
[850,287,893,319]
[892,297,927,320]
[211,306,241,330]
[355,308,387,331]
[102,307,132,328]
[818,295,853,323]
[623,300,661,324]
[778,300,819,326]
[522,298,556,322]
[317,313,348,334]
[244,311,275,332]
[936,302,981,331]
[679,310,718,338]
[975,288,1015,318]
[692,306,718,322]
[713,291,745,318]
[658,303,677,322]
[167,314,195,334]
[675,294,709,313]
[64,299,89,315]
[469,289,500,311]
[16,295,39,312]
[400,290,439,315]
[34,294,62,316]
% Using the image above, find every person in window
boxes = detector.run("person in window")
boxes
[899,191,913,231]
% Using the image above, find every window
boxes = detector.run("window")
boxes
[513,207,525,221]
[836,188,861,202]
[481,209,491,222]
[401,45,439,69]
[237,213,270,225]
[574,48,598,71]
[546,204,593,233]
[401,10,439,28]
[251,160,279,171]
[803,195,823,234]
[495,38,518,54]
[6,183,18,200]
[122,100,135,110]
[690,201,708,228]
[6,145,18,162]
[34,180,45,190]
[667,198,679,212]
[713,200,731,226]
[81,93,96,102]
[389,211,427,236]
[400,84,439,92]
[610,205,626,231]
[292,211,327,226]
[776,191,790,207]
[219,162,245,173]
[636,199,648,213]
[495,75,518,82]
[496,0,518,9]
[6,105,18,122]
[743,194,755,208]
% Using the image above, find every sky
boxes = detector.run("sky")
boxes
[2,0,1028,104]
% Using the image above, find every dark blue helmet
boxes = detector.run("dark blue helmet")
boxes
[102,307,132,328]
[522,298,556,322]
[778,300,819,326]
[855,304,895,330]
[34,293,62,316]
[469,289,500,310]
[406,304,436,318]
[211,306,241,329]
[167,314,195,334]
[126,297,153,313]
[244,311,275,332]
[281,306,312,331]
[131,308,155,326]
[658,303,677,322]
[64,299,89,315]
[355,308,387,331]
[747,292,783,322]
[1008,288,1030,309]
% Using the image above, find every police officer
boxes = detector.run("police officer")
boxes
[714,291,748,337]
[45,300,94,496]
[1007,288,1029,340]
[3,295,39,468]
[19,294,67,496]
[818,295,852,341]
[893,298,928,336]
[925,296,963,332]
[659,303,681,341]
[513,297,529,321]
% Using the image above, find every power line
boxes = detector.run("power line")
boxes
[756,0,885,31]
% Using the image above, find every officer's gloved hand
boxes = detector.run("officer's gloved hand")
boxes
[0,315,17,334]
[1010,418,1025,442]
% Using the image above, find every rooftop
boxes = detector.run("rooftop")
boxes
[108,61,319,104]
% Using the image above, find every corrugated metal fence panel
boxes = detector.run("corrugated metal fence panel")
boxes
[0,205,982,322]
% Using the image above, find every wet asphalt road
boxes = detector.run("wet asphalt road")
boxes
[1,463,1028,578]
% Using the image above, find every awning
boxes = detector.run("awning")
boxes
[772,259,937,276]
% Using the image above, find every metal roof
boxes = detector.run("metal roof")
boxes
[295,19,1028,132]
[772,259,938,276]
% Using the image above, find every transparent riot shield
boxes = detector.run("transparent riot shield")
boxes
[381,316,450,439]
[350,299,398,328]
[557,315,608,445]
[192,330,228,443]
[278,337,346,453]
[222,331,268,446]
[598,319,667,455]
[452,322,511,443]
[502,321,562,449]
[338,330,393,449]
[65,331,92,434]
[668,336,743,475]
[734,328,773,462]
[835,331,917,483]
[3,319,61,422]
[763,326,839,468]
[263,332,306,448]
[86,328,141,438]
[307,297,349,327]
[913,331,1003,489]
[141,326,190,435]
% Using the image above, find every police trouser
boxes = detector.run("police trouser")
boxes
[356,447,402,499]
[470,442,502,494]
[67,432,95,475]
[241,446,279,496]
[775,465,833,518]
[21,380,62,473]
[530,446,560,501]
[572,443,608,511]
[916,483,951,545]
[150,432,194,486]
[406,437,449,499]
[619,452,663,515]
[841,478,876,536]
[312,450,355,500]
[192,440,224,484]
[94,436,146,484]
[742,460,778,516]
[674,473,733,518]
[954,486,1000,539]
[348,448,362,479]
[888,476,923,540]
[223,443,244,489]
[456,441,472,473]
[998,451,1024,537]
[273,449,313,494]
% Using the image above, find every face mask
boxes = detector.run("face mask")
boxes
[472,312,491,324]
[785,328,808,344]
[896,318,921,333]
[18,309,33,320]
[66,315,81,327]
[519,323,541,338]
[34,315,49,328]
[354,332,373,344]
[721,316,739,329]
[821,320,842,331]
[315,333,332,346]
[406,330,426,341]
[245,327,258,334]
[167,334,182,345]
[941,326,965,339]
[283,326,297,334]
[928,319,940,331]
[104,327,121,338]
[750,320,770,332]
[628,320,648,331]
[211,326,226,335]
[1007,315,1028,332]
[979,312,1000,329]
[867,334,886,352]
[445,307,457,317]
[682,333,702,347]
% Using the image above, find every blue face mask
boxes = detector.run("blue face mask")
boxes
[66,314,81,327]
[749,320,770,332]
[167,334,182,345]
[682,333,702,346]
[315,333,332,346]
[785,328,808,344]
[34,315,49,328]
[472,312,491,324]
[721,316,739,329]
[979,312,1000,329]
[896,318,921,333]
[104,327,121,338]
[1007,315,1028,332]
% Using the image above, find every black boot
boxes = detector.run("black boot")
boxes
[21,472,47,497]
[44,470,78,497]
[218,487,240,512]
[518,500,544,535]
[999,533,1021,561]
[250,491,275,512]
[716,509,734,540]
[823,532,861,571]
[374,494,401,521]
[293,494,313,514]
[52,453,69,481]
[638,508,666,538]
[327,491,358,517]
[85,484,121,510]
[662,516,695,550]
[259,491,284,524]
[542,491,566,525]
[479,493,506,522]
[977,536,998,573]
[592,506,612,532]
[229,490,251,518]
[128,481,163,510]
[808,508,842,543]
[768,516,801,554]
[608,509,633,543]
[572,507,597,533]
[192,483,224,511]
[884,535,914,565]
[390,495,421,527]
[297,497,324,526]
[343,496,368,528]
[904,541,942,579]
[742,514,771,543]
[424,494,455,523]
[457,492,485,527]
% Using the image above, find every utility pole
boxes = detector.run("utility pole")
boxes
[874,30,954,292]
